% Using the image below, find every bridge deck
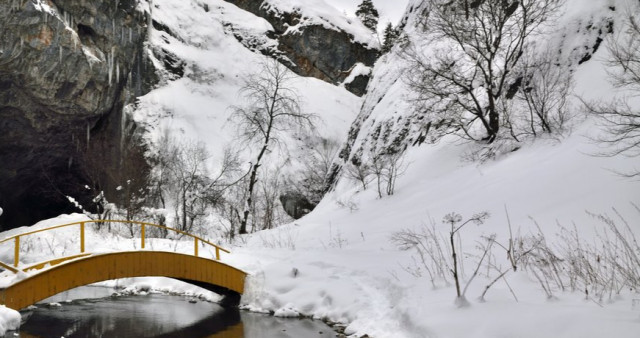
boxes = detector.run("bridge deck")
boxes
[0,251,246,310]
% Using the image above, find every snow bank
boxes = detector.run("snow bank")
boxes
[0,305,20,335]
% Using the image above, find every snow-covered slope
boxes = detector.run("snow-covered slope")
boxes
[334,0,623,170]
[228,0,640,337]
[133,0,361,156]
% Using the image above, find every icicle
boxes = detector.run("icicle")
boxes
[120,105,127,156]
[108,52,112,86]
[58,46,62,63]
[129,27,132,43]
[86,123,90,149]
[147,0,153,41]
[116,62,120,83]
[136,62,142,93]
[108,47,116,86]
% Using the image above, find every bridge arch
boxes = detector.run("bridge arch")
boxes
[0,251,246,310]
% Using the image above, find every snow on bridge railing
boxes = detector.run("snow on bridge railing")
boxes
[0,220,230,273]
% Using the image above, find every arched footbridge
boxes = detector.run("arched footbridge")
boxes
[0,220,246,310]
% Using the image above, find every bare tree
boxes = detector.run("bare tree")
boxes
[585,8,640,175]
[292,136,341,205]
[344,162,373,190]
[405,0,563,143]
[150,134,243,233]
[512,50,574,138]
[370,150,407,198]
[255,165,292,231]
[231,59,316,234]
[169,140,210,233]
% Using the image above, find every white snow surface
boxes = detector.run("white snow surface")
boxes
[0,306,20,336]
[133,0,361,166]
[2,118,638,337]
[1,0,640,337]
[263,0,380,47]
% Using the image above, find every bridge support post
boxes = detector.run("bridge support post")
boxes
[13,237,19,267]
[80,222,85,253]
[194,238,198,257]
[141,223,145,249]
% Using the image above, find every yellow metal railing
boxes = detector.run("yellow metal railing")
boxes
[0,220,230,272]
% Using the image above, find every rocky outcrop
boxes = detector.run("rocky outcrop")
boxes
[223,0,379,96]
[279,191,316,219]
[0,0,152,228]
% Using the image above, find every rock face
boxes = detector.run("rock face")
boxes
[279,191,316,219]
[0,0,152,228]
[223,0,379,96]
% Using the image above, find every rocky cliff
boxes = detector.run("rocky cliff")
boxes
[0,0,380,229]
[223,0,379,96]
[0,0,152,228]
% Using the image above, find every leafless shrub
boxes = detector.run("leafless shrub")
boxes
[343,162,374,191]
[335,196,359,212]
[259,226,298,250]
[583,7,640,176]
[394,204,640,305]
[371,151,408,198]
[391,220,451,288]
[252,166,292,231]
[392,211,489,306]
[556,205,640,303]
[508,50,576,139]
[293,136,341,205]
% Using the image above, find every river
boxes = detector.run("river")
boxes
[10,286,333,337]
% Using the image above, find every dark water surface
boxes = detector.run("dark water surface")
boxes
[12,286,332,338]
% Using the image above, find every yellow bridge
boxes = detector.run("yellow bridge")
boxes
[0,220,246,310]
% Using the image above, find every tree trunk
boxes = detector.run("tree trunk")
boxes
[239,138,271,234]
[486,90,500,143]
[182,189,187,231]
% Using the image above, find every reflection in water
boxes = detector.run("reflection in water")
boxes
[14,287,332,338]
[18,294,239,338]
[241,313,331,338]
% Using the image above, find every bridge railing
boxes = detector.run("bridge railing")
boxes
[0,220,230,273]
